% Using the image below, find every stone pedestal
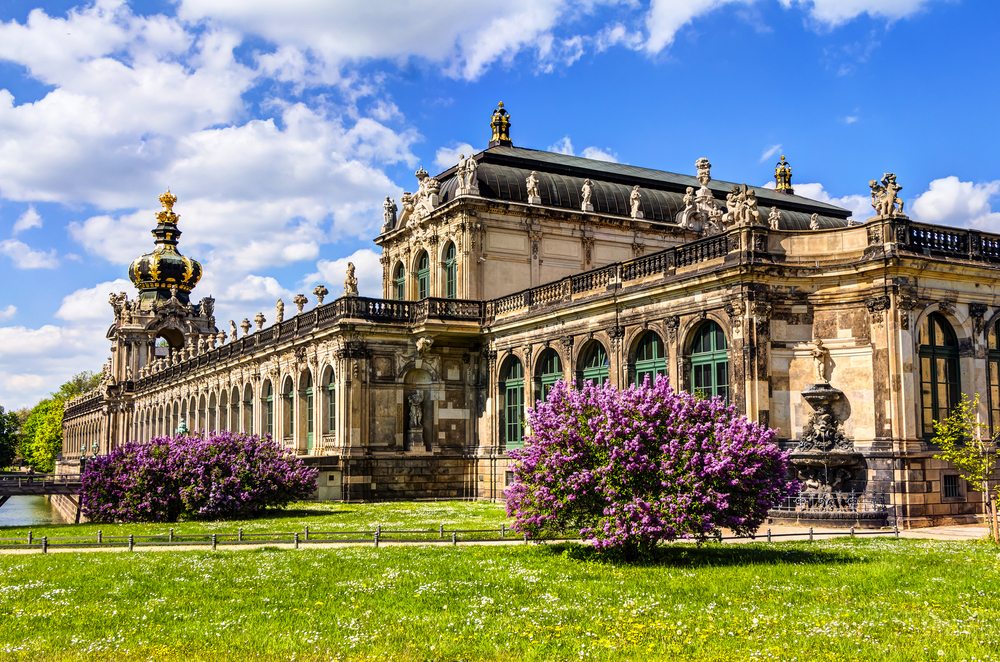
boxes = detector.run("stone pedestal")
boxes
[409,427,424,449]
[631,210,644,219]
[581,203,593,212]
[528,195,541,205]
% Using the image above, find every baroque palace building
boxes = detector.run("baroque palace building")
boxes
[61,103,1000,527]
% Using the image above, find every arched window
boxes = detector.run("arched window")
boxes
[283,377,294,439]
[323,367,336,438]
[989,320,1000,438]
[230,387,240,432]
[243,385,253,433]
[536,349,562,403]
[578,341,609,386]
[501,358,525,450]
[262,381,274,437]
[920,312,960,436]
[219,390,229,431]
[444,242,457,299]
[691,321,728,402]
[208,393,217,431]
[416,252,429,299]
[633,331,667,386]
[304,372,315,454]
[394,263,405,300]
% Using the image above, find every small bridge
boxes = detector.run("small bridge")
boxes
[0,474,82,509]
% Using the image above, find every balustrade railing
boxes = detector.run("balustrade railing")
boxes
[769,491,888,514]
[908,224,968,254]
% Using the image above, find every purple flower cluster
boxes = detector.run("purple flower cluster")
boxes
[504,378,795,553]
[80,431,318,523]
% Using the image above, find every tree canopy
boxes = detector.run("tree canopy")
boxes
[0,406,19,470]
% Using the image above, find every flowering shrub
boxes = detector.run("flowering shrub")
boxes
[504,378,794,555]
[81,431,318,523]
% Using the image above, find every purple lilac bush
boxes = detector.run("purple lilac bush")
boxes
[504,378,795,554]
[81,431,318,523]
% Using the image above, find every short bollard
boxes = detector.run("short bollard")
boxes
[766,528,771,543]
[894,525,900,538]
[27,531,32,545]
[850,526,855,538]
[168,528,173,543]
[97,530,102,544]
[305,525,310,542]
[809,527,814,542]
[715,529,723,543]
[524,533,528,545]
[501,523,506,538]
[238,527,243,542]
[451,532,457,546]
[41,536,48,554]
[128,534,134,552]
[374,532,380,548]
[294,533,300,549]
[212,534,217,551]
[376,525,381,540]
[439,524,444,539]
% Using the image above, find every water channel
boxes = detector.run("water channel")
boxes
[0,496,63,528]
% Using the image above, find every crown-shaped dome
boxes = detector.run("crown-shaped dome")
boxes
[128,190,202,303]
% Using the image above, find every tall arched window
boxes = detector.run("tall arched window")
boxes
[691,321,728,402]
[262,381,274,437]
[243,385,253,433]
[219,391,228,430]
[633,331,667,386]
[230,387,240,431]
[920,312,960,436]
[304,373,314,453]
[536,349,562,403]
[444,242,457,299]
[578,341,609,386]
[989,320,1000,438]
[283,378,294,439]
[323,366,336,439]
[394,263,405,300]
[416,252,429,299]
[501,358,524,450]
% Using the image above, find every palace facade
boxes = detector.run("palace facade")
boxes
[60,104,1000,527]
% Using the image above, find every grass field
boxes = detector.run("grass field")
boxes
[2,531,999,661]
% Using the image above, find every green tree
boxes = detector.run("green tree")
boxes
[19,399,64,473]
[0,406,20,470]
[931,394,998,541]
[54,371,101,401]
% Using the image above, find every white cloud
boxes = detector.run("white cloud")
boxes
[302,248,383,299]
[778,0,940,28]
[548,136,574,155]
[844,115,859,124]
[55,279,133,322]
[12,206,42,234]
[434,143,476,172]
[645,0,739,54]
[760,144,782,163]
[594,23,645,52]
[0,305,15,321]
[768,181,872,222]
[911,176,1000,229]
[0,238,59,268]
[580,146,619,163]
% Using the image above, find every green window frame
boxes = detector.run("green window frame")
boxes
[327,380,336,433]
[503,360,524,450]
[537,350,562,402]
[444,243,457,299]
[920,312,960,437]
[394,264,405,300]
[284,386,294,437]
[417,252,429,299]
[579,342,609,386]
[633,331,667,386]
[305,374,314,453]
[989,320,1000,438]
[265,390,274,436]
[691,321,729,402]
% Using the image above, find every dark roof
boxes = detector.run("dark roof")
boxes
[431,146,851,231]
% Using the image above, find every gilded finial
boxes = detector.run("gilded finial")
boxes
[489,101,511,148]
[155,188,179,225]
[774,155,794,194]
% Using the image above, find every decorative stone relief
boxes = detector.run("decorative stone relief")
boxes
[865,295,891,323]
[970,303,989,337]
[253,312,265,332]
[293,294,308,314]
[665,315,680,340]
[809,213,820,231]
[867,224,883,245]
[313,284,329,305]
[870,173,906,218]
[629,185,644,219]
[939,300,956,315]
[608,325,626,349]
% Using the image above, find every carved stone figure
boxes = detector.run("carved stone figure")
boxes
[254,312,266,332]
[768,206,782,230]
[381,196,397,233]
[109,292,127,319]
[811,339,829,383]
[229,320,238,341]
[397,192,415,227]
[415,336,434,357]
[344,263,359,297]
[677,186,699,229]
[313,284,329,305]
[870,173,905,217]
[526,171,541,204]
[725,185,740,224]
[795,403,852,453]
[275,299,285,324]
[408,391,424,428]
[810,213,820,230]
[581,179,593,211]
[464,156,479,192]
[629,185,643,219]
[745,189,760,224]
[240,318,251,337]
[293,294,308,314]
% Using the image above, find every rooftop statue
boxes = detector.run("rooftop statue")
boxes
[774,155,793,193]
[344,262,359,297]
[870,173,905,218]
[526,171,540,203]
[313,284,329,305]
[463,155,479,193]
[382,196,397,233]
[810,213,820,230]
[581,179,593,211]
[768,206,782,230]
[629,185,643,219]
[489,101,511,146]
[275,299,284,324]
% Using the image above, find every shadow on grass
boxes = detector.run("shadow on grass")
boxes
[542,541,866,568]
[247,507,353,520]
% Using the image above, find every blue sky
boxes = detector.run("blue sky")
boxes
[1,0,999,408]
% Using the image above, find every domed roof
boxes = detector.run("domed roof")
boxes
[128,190,202,302]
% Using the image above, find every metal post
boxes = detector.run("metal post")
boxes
[305,525,309,542]
[501,523,506,538]
[809,527,813,542]
[376,524,381,540]
[452,532,457,546]
[128,534,134,552]
[238,527,242,542]
[524,533,528,545]
[27,531,32,545]
[168,528,173,543]
[894,524,899,538]
[767,528,771,543]
[294,533,299,549]
[97,530,102,544]
[850,526,855,538]
[212,534,217,551]
[41,536,47,554]
[374,532,380,548]
[439,524,444,539]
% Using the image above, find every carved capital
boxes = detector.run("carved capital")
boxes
[665,315,680,340]
[865,295,891,324]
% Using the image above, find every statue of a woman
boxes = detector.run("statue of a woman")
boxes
[408,392,423,428]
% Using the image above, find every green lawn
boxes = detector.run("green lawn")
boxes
[1,535,999,661]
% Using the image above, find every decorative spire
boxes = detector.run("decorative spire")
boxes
[774,155,794,194]
[489,101,511,148]
[156,188,179,225]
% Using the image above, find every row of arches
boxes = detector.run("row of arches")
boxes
[134,367,338,455]
[500,323,728,448]
[64,415,103,457]
[392,241,459,301]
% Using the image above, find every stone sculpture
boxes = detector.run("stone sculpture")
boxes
[240,318,251,337]
[408,391,424,428]
[526,171,541,204]
[464,156,479,193]
[676,157,725,235]
[229,320,238,341]
[344,263,359,297]
[811,339,829,383]
[293,294,308,314]
[768,206,782,230]
[795,403,852,453]
[629,185,643,219]
[381,196,397,233]
[410,167,441,219]
[275,299,285,324]
[870,173,905,218]
[217,330,227,346]
[415,336,434,357]
[809,213,820,230]
[254,312,265,332]
[397,192,415,227]
[581,179,593,212]
[313,284,329,305]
